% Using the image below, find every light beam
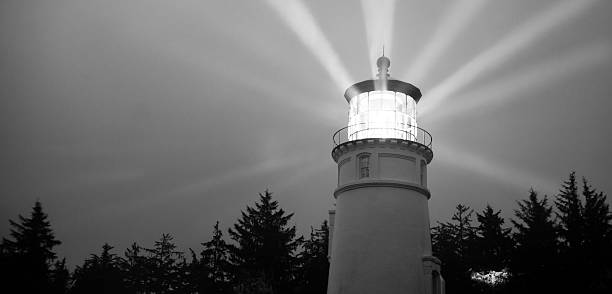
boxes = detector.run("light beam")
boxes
[428,41,612,122]
[403,0,487,84]
[420,0,601,116]
[265,0,353,91]
[361,0,396,76]
[436,143,557,193]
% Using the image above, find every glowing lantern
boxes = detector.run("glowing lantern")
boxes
[344,56,422,141]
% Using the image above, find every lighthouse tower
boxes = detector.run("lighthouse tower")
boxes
[327,56,443,294]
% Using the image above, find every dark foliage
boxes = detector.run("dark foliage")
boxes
[228,190,303,294]
[554,174,612,293]
[295,221,329,294]
[431,204,477,294]
[70,244,128,293]
[471,205,513,293]
[510,189,559,293]
[187,221,232,293]
[0,201,65,293]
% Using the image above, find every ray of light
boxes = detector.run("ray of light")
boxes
[403,0,487,84]
[361,0,396,76]
[265,0,353,91]
[170,154,311,198]
[419,0,601,116]
[436,143,557,193]
[427,41,612,122]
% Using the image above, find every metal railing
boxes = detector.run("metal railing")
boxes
[333,123,433,148]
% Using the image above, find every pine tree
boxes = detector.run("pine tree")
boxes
[296,221,330,294]
[510,189,559,293]
[71,244,128,294]
[1,201,64,293]
[122,242,148,293]
[431,204,477,294]
[580,177,612,293]
[144,234,184,293]
[228,190,302,294]
[189,221,232,293]
[555,172,583,251]
[474,205,512,272]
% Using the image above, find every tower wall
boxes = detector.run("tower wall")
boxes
[328,139,439,294]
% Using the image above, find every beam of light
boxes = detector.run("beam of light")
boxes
[265,0,353,91]
[436,143,557,193]
[170,155,311,198]
[361,0,396,76]
[403,0,487,84]
[419,0,601,116]
[427,41,612,122]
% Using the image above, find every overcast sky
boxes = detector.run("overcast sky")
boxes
[1,0,611,266]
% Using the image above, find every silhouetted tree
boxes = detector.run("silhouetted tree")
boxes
[144,234,184,293]
[295,221,329,294]
[228,190,302,294]
[51,258,70,294]
[188,221,232,293]
[510,189,559,293]
[471,205,513,293]
[122,242,148,293]
[431,204,477,294]
[0,201,65,293]
[70,244,128,294]
[555,172,584,288]
[578,177,612,293]
[474,205,513,271]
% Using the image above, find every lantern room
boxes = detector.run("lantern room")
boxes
[343,56,423,142]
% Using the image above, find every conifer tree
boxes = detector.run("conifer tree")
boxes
[474,205,512,272]
[189,221,232,293]
[228,190,302,294]
[122,242,148,293]
[555,172,583,251]
[50,258,70,294]
[1,201,64,293]
[71,244,128,294]
[296,221,330,294]
[580,177,612,293]
[431,204,477,294]
[510,189,558,293]
[144,234,184,293]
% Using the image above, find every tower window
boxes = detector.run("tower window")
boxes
[420,160,427,186]
[358,154,370,178]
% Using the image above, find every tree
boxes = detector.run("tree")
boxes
[471,205,513,293]
[431,204,477,294]
[144,234,185,293]
[188,221,232,293]
[122,242,148,293]
[70,244,128,294]
[510,189,559,293]
[0,201,64,293]
[555,172,583,251]
[474,205,512,272]
[579,177,612,293]
[228,190,302,294]
[295,221,330,294]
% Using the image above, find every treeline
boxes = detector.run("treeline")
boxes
[434,172,612,294]
[0,191,329,294]
[1,172,611,293]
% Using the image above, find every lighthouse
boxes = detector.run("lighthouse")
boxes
[327,56,443,294]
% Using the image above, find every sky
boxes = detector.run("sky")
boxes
[1,0,611,266]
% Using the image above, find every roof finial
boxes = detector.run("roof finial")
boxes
[376,50,390,80]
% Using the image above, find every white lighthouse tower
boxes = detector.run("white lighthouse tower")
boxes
[327,56,443,294]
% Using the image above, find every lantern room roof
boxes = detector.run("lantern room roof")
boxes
[344,79,422,103]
